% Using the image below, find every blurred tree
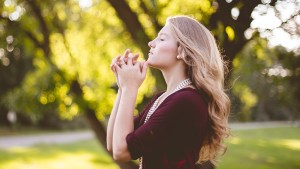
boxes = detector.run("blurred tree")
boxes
[274,46,300,120]
[0,3,34,126]
[231,38,300,121]
[0,0,299,169]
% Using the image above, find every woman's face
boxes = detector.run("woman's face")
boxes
[147,23,178,69]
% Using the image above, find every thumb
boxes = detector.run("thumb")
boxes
[141,61,148,77]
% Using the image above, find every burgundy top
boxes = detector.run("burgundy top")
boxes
[126,88,209,169]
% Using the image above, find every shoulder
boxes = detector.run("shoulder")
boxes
[165,88,209,121]
[161,88,208,115]
[169,88,207,105]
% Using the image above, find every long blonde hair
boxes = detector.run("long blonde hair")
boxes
[167,15,230,165]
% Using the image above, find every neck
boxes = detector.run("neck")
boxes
[161,66,189,93]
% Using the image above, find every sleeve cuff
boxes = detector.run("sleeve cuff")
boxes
[126,132,142,160]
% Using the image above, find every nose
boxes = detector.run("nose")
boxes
[148,40,155,48]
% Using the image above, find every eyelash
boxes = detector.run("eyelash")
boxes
[159,38,164,41]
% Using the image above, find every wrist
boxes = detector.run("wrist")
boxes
[121,86,139,94]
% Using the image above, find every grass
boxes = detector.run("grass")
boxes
[218,127,300,169]
[0,127,299,169]
[0,140,118,169]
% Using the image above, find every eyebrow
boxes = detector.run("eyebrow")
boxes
[158,32,168,37]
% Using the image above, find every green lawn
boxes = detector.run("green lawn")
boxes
[0,127,299,169]
[218,127,300,169]
[0,140,119,169]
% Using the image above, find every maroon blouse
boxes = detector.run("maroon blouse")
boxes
[126,88,209,169]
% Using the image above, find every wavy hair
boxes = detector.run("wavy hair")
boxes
[167,15,230,165]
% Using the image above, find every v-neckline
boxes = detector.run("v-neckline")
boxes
[141,87,196,124]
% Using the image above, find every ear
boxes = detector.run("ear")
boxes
[177,45,185,60]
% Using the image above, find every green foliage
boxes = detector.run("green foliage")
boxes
[1,0,157,123]
[231,38,300,121]
[4,63,65,122]
[156,0,213,24]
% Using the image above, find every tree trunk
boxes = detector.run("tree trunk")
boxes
[0,106,9,127]
[84,108,138,169]
[68,79,137,169]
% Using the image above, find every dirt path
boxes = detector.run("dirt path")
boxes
[0,121,298,149]
[229,120,299,130]
[0,130,94,149]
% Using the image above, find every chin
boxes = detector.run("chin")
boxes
[147,58,163,69]
[148,62,162,70]
[147,61,154,68]
[146,60,155,68]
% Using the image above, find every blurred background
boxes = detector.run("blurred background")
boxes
[0,0,299,169]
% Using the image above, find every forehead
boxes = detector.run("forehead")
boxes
[158,24,174,36]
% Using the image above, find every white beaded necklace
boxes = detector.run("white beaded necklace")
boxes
[139,78,192,169]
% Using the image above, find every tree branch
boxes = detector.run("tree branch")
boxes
[140,0,162,33]
[106,0,150,55]
[24,30,43,48]
[25,0,50,57]
[210,0,261,67]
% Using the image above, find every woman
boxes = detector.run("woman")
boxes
[107,15,230,169]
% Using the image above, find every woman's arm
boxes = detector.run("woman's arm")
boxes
[112,88,137,161]
[106,89,122,153]
[111,55,148,161]
[106,49,138,153]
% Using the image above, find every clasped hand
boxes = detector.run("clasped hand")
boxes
[110,49,148,91]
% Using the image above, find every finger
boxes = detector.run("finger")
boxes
[127,53,133,66]
[112,68,117,77]
[116,55,121,66]
[123,49,131,63]
[132,53,139,65]
[139,61,143,71]
[114,63,121,71]
[123,49,131,57]
[110,64,115,72]
[135,61,141,71]
[112,54,122,69]
[116,55,121,61]
[111,58,116,71]
[139,60,145,71]
[119,57,126,65]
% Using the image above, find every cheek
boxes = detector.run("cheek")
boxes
[157,43,178,58]
[147,44,178,68]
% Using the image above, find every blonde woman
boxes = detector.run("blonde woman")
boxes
[107,15,230,169]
